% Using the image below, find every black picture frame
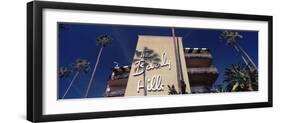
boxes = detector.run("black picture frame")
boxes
[27,1,273,122]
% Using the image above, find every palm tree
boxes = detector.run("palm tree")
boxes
[59,67,71,98]
[62,59,91,99]
[84,35,112,98]
[220,30,258,71]
[224,63,258,92]
[134,47,161,96]
[167,85,178,95]
[59,67,71,78]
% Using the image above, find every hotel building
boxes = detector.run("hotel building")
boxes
[105,35,218,97]
[105,66,131,97]
[184,48,219,93]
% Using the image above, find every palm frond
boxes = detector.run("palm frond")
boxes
[71,59,91,73]
[96,34,112,47]
[223,63,258,92]
[59,67,71,78]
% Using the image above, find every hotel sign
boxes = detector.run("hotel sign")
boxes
[124,35,191,96]
[133,52,171,93]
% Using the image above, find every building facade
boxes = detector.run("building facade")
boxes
[184,48,219,93]
[105,36,218,97]
[105,66,130,97]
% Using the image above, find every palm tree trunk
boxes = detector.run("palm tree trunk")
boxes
[231,82,239,92]
[236,43,258,70]
[84,47,104,98]
[235,44,255,91]
[143,66,147,96]
[62,71,80,99]
[234,45,249,67]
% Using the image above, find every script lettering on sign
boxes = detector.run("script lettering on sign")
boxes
[132,50,172,93]
[133,52,171,76]
[137,75,165,93]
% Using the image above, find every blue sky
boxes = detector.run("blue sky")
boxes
[58,23,258,99]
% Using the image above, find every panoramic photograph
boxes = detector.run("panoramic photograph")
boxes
[57,23,258,99]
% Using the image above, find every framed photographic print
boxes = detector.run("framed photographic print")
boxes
[27,1,273,122]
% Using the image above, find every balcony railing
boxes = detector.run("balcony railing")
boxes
[185,53,212,59]
[111,73,129,80]
[106,88,126,97]
[188,67,218,74]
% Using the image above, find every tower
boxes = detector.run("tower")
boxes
[124,35,191,96]
[184,48,219,93]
